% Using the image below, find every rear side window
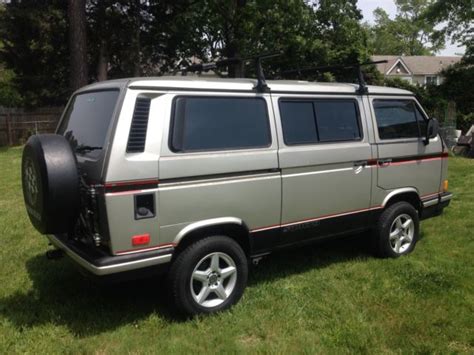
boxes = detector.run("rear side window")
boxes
[279,99,361,145]
[373,100,426,139]
[171,97,271,152]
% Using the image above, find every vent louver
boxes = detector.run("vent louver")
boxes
[126,97,151,153]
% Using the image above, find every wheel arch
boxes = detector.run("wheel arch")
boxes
[381,188,422,214]
[172,217,251,258]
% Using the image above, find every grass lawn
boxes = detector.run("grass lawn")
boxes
[0,146,473,353]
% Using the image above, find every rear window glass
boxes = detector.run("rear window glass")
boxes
[171,97,271,152]
[373,100,421,139]
[279,99,361,145]
[58,90,119,156]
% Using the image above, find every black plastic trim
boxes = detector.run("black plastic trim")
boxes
[127,97,151,153]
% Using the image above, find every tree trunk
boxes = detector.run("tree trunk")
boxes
[68,0,88,91]
[129,0,141,77]
[226,0,246,78]
[96,40,108,81]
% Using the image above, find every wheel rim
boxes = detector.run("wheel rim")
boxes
[24,158,39,206]
[190,252,237,308]
[389,213,415,254]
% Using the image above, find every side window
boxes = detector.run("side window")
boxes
[171,97,271,152]
[279,99,361,145]
[373,100,420,139]
[314,100,361,142]
[279,101,318,145]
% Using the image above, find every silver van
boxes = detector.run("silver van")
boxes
[21,76,452,315]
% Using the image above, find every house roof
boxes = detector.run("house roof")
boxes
[371,55,462,75]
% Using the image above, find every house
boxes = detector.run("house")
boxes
[371,55,461,86]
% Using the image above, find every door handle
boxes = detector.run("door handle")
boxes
[378,158,392,166]
[354,160,367,167]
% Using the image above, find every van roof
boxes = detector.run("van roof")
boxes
[78,76,413,96]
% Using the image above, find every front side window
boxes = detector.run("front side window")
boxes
[373,100,422,140]
[279,99,361,145]
[171,97,271,152]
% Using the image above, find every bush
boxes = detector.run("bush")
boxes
[457,113,474,134]
[382,77,447,119]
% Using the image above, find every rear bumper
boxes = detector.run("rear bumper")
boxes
[421,192,452,220]
[47,234,173,276]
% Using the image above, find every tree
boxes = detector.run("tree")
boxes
[438,47,474,132]
[369,0,444,55]
[68,0,89,90]
[0,0,380,105]
[0,0,70,106]
[424,0,473,132]
[182,0,370,81]
[425,0,473,47]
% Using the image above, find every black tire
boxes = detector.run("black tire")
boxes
[21,134,80,234]
[374,201,419,258]
[168,236,248,316]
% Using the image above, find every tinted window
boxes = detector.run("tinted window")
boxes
[58,90,119,157]
[171,97,270,152]
[373,100,420,139]
[314,101,361,142]
[280,101,318,145]
[279,99,361,145]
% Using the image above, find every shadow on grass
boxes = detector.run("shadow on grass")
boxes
[0,233,374,337]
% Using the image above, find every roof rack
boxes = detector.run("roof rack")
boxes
[174,52,282,93]
[281,60,388,95]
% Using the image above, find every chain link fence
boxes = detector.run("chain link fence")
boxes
[0,107,63,146]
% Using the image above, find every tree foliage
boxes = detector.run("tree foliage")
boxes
[0,0,69,106]
[424,0,473,47]
[0,0,470,121]
[369,0,444,55]
[0,0,373,105]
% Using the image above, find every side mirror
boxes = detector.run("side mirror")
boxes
[424,118,439,145]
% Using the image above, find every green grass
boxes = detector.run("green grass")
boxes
[0,146,473,353]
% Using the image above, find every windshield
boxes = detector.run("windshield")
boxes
[58,90,120,157]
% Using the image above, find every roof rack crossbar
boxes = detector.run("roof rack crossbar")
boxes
[174,52,282,93]
[281,60,388,95]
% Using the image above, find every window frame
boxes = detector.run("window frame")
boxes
[425,75,438,86]
[372,98,429,141]
[277,97,364,146]
[168,95,272,153]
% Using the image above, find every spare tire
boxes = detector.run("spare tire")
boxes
[22,134,80,234]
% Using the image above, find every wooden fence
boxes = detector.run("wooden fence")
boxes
[0,107,63,146]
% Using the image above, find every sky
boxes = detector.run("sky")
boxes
[357,0,465,56]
